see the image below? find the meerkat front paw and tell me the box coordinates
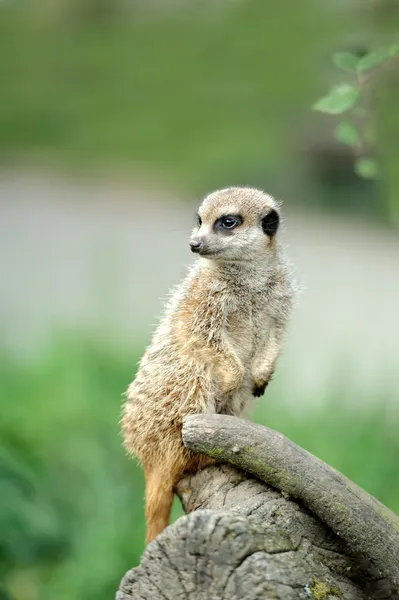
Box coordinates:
[252,380,269,397]
[252,366,275,397]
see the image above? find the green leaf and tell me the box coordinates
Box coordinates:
[313,84,360,115]
[332,52,361,73]
[357,49,391,72]
[334,121,360,147]
[355,157,379,179]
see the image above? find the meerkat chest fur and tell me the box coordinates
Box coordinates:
[216,266,268,363]
[198,257,289,415]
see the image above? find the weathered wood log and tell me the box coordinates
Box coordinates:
[117,415,399,599]
[183,414,399,585]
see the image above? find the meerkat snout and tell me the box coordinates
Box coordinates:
[189,239,203,253]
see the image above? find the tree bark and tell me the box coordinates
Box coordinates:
[117,415,399,600]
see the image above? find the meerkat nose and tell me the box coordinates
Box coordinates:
[190,239,203,253]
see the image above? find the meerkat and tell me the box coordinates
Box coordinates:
[122,187,295,544]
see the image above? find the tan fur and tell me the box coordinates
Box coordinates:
[122,187,296,544]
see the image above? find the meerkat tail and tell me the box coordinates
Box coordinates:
[144,468,175,544]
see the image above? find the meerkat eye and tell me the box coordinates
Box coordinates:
[222,217,237,229]
[215,215,243,232]
[196,213,202,227]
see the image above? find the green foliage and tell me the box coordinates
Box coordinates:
[313,84,359,115]
[0,2,396,223]
[357,48,392,73]
[0,334,398,600]
[313,37,399,205]
[334,121,360,147]
[0,336,145,600]
[330,44,399,78]
[0,1,329,190]
[0,0,375,200]
[355,157,379,179]
[332,52,361,73]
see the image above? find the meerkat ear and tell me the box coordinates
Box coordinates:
[261,209,280,237]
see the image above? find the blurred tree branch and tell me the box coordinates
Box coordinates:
[313,33,399,225]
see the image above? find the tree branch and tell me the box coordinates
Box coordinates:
[182,414,399,587]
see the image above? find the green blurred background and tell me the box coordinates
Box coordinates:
[1,2,398,599]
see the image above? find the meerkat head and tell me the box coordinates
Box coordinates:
[189,187,281,262]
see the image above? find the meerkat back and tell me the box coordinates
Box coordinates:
[122,187,295,544]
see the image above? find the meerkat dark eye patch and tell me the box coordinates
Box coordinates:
[214,214,243,233]
[261,209,279,237]
[196,213,202,227]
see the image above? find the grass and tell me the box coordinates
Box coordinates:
[0,1,355,193]
[0,335,144,600]
[0,333,398,600]
[0,1,391,223]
